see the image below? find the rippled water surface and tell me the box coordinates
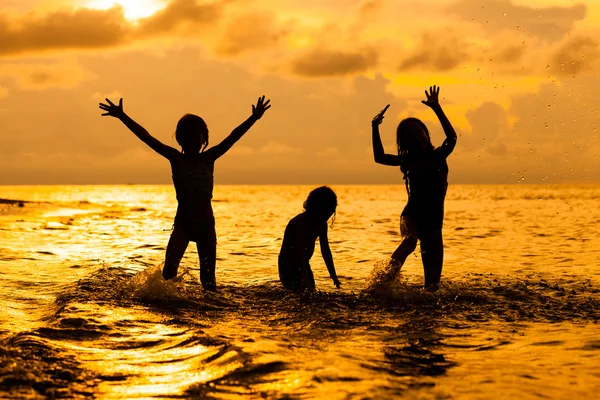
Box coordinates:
[1,184,599,399]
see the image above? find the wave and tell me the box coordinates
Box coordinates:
[1,262,599,398]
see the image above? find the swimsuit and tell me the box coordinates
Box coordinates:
[170,154,216,243]
[401,147,449,238]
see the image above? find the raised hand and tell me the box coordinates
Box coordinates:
[252,95,271,119]
[372,104,390,126]
[421,85,440,108]
[99,98,125,118]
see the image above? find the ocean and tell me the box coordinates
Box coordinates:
[1,184,599,399]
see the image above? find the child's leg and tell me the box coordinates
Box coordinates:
[391,236,418,265]
[420,229,443,290]
[299,263,315,293]
[163,226,189,280]
[196,227,217,291]
[279,256,309,292]
[390,215,418,270]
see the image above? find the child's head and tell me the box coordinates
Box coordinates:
[396,117,433,155]
[175,114,209,154]
[303,186,337,223]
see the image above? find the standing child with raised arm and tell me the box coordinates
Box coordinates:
[371,86,457,290]
[99,96,271,291]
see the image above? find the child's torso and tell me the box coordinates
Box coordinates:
[280,214,323,261]
[171,153,215,209]
[405,149,448,202]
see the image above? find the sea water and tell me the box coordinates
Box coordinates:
[0,184,599,399]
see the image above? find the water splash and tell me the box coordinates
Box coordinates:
[364,259,406,293]
[128,264,191,302]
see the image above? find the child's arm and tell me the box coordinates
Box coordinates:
[421,86,457,157]
[372,105,401,166]
[99,98,179,160]
[205,96,271,160]
[319,224,341,289]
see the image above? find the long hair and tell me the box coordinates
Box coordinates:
[303,186,337,226]
[396,118,433,192]
[175,114,209,153]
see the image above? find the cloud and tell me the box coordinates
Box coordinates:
[0,7,130,56]
[399,30,468,72]
[461,101,510,152]
[215,12,289,56]
[549,36,600,76]
[290,48,378,77]
[136,0,223,36]
[451,76,600,182]
[449,0,586,42]
[0,62,95,90]
[0,0,225,57]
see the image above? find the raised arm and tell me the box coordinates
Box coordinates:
[319,225,341,289]
[422,86,457,157]
[99,98,178,160]
[206,96,271,160]
[372,105,401,166]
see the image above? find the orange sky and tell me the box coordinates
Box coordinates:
[0,0,599,184]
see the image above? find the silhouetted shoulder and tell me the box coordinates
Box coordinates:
[435,137,457,158]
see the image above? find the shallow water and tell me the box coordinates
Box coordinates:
[0,184,599,398]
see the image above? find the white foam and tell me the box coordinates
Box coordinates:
[128,264,192,301]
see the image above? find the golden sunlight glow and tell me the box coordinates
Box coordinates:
[85,0,166,20]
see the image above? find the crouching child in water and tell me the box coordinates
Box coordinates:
[99,96,271,291]
[279,187,342,293]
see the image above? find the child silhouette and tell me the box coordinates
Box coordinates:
[99,96,271,291]
[371,86,457,290]
[279,186,341,293]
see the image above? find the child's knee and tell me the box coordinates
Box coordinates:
[404,235,418,251]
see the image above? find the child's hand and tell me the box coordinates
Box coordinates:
[99,98,125,118]
[372,104,390,126]
[252,95,271,119]
[421,86,440,108]
[332,276,342,289]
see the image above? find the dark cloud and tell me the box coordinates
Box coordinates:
[0,0,225,57]
[290,48,378,77]
[399,31,468,71]
[136,0,223,36]
[549,36,599,76]
[449,0,586,42]
[0,7,129,56]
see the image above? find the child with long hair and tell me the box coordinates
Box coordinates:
[371,86,457,290]
[279,186,341,293]
[99,96,271,291]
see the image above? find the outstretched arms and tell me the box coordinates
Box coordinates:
[422,86,457,157]
[372,105,401,166]
[320,225,341,289]
[99,98,178,160]
[206,96,271,160]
